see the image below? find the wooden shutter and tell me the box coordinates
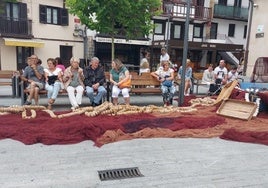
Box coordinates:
[60,8,68,26]
[39,5,46,23]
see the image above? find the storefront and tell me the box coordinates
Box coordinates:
[151,40,244,71]
[94,36,150,72]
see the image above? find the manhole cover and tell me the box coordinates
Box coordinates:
[98,167,143,181]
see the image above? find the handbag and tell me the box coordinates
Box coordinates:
[162,80,172,87]
[119,78,131,89]
[48,75,58,85]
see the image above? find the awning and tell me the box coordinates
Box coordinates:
[4,38,45,48]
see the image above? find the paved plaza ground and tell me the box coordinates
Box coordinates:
[1,85,268,188]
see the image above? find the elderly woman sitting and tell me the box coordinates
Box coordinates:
[151,60,176,106]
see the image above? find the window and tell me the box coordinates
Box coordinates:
[234,0,242,7]
[210,22,218,39]
[218,0,227,6]
[5,2,27,21]
[16,47,34,71]
[228,24,235,37]
[174,25,181,39]
[193,25,203,38]
[154,22,164,34]
[39,5,68,26]
[243,25,247,39]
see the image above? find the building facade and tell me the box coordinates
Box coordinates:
[150,0,248,71]
[0,0,84,71]
[246,0,267,77]
[86,0,249,72]
[0,0,250,74]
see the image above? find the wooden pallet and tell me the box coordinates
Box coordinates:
[216,99,257,120]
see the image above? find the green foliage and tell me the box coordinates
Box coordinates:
[66,0,161,59]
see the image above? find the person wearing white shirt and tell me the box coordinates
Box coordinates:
[227,66,238,83]
[139,51,150,75]
[202,64,215,85]
[214,59,228,85]
[160,48,170,62]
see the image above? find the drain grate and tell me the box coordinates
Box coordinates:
[98,167,144,181]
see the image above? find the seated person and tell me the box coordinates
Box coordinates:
[44,58,63,110]
[63,57,85,110]
[20,55,45,105]
[110,58,131,105]
[208,60,228,95]
[227,66,238,83]
[151,60,176,106]
[84,57,107,107]
[214,59,228,85]
[178,59,192,96]
[202,64,215,85]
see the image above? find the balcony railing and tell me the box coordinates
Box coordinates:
[214,4,248,21]
[162,1,212,22]
[0,16,33,38]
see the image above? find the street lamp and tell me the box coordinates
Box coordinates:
[165,2,173,52]
[243,0,254,76]
[178,0,191,106]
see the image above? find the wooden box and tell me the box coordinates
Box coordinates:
[216,99,257,120]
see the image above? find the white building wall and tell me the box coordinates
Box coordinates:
[28,0,83,68]
[0,42,16,70]
[213,18,247,46]
[0,0,84,70]
[247,0,268,77]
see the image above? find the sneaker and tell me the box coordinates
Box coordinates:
[71,105,79,111]
[24,101,32,105]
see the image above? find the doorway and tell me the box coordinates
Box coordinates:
[16,47,34,71]
[60,45,73,68]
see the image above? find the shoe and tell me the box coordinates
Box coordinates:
[92,102,99,107]
[49,98,55,104]
[47,103,52,110]
[184,93,189,96]
[24,101,32,105]
[71,105,79,111]
[164,101,170,107]
[169,99,173,105]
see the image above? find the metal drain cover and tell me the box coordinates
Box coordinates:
[98,167,144,181]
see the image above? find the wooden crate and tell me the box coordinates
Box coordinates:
[214,80,238,105]
[216,99,257,120]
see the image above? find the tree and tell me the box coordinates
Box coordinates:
[0,0,17,14]
[66,0,161,60]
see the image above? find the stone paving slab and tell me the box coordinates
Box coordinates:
[0,138,267,188]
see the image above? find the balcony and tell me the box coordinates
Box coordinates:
[0,16,33,38]
[162,1,212,22]
[214,4,248,21]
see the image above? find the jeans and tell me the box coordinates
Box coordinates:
[86,85,107,104]
[161,85,176,102]
[45,81,61,100]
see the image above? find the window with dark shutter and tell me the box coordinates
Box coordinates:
[39,5,46,23]
[61,8,68,26]
[39,4,68,26]
[228,24,235,37]
[19,3,27,20]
